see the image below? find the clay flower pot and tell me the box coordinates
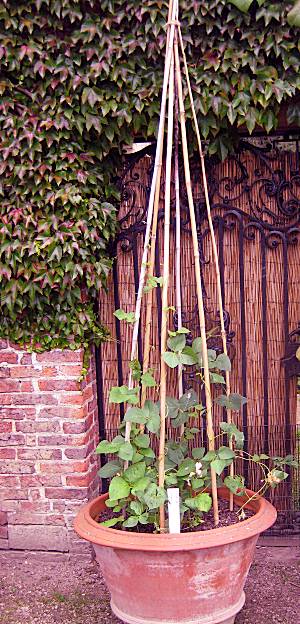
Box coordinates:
[74,488,276,624]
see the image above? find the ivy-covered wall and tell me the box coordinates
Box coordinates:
[0,0,299,351]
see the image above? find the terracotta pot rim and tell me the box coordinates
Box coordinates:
[74,487,277,551]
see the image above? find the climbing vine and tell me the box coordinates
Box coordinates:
[0,0,299,350]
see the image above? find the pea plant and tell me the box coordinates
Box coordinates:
[96,322,296,531]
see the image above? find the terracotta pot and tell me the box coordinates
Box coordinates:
[74,488,276,624]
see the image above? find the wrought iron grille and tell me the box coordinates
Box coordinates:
[95,133,300,536]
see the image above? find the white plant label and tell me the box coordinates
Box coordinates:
[167,487,181,533]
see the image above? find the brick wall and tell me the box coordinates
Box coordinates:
[0,341,100,557]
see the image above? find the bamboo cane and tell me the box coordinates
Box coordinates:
[174,36,184,419]
[158,22,175,531]
[124,1,177,445]
[178,28,234,510]
[140,0,176,422]
[174,40,219,526]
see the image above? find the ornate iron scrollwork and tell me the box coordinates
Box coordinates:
[282,323,300,378]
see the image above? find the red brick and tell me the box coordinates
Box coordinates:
[59,394,83,406]
[0,448,16,460]
[0,379,22,393]
[17,448,62,461]
[0,490,28,503]
[39,459,89,474]
[36,350,83,363]
[64,444,93,460]
[19,501,50,512]
[20,354,32,364]
[62,418,91,434]
[0,422,12,433]
[16,420,61,433]
[0,407,35,420]
[0,476,19,487]
[0,461,34,475]
[0,352,17,364]
[0,511,7,525]
[0,526,8,539]
[0,538,9,549]
[10,393,58,405]
[58,365,82,376]
[38,380,80,392]
[0,434,26,446]
[45,487,88,500]
[0,367,10,378]
[8,512,65,526]
[38,434,79,447]
[10,366,39,378]
[19,475,62,487]
[66,469,97,487]
[39,406,84,419]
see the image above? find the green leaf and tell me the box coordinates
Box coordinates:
[228,0,254,13]
[185,493,212,512]
[141,371,156,387]
[144,400,160,433]
[118,442,134,461]
[192,447,206,460]
[123,461,146,484]
[224,475,245,495]
[113,309,136,323]
[167,334,186,352]
[98,460,121,478]
[134,433,150,448]
[131,476,151,495]
[109,385,139,405]
[287,0,300,27]
[123,516,139,528]
[219,422,244,450]
[100,516,124,527]
[109,476,130,501]
[215,353,231,372]
[211,459,228,475]
[129,500,144,515]
[217,446,236,460]
[163,352,180,368]
[216,393,247,411]
[96,439,123,454]
[177,458,196,477]
[124,407,148,425]
[143,484,166,509]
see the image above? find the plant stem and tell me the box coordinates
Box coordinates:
[178,26,234,511]
[158,10,176,530]
[174,38,219,526]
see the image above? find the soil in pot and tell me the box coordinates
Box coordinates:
[98,498,254,533]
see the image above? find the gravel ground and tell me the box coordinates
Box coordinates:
[0,546,299,624]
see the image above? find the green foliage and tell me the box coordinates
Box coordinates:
[97,323,298,531]
[0,1,299,349]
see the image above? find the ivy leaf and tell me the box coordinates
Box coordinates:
[211,458,228,475]
[228,0,254,13]
[167,334,186,352]
[113,309,136,323]
[143,484,166,509]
